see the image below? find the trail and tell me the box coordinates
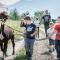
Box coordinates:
[0,40,24,60]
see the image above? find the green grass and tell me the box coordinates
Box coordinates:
[14,48,27,60]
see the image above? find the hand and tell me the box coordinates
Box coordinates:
[20,32,26,37]
[30,34,34,37]
[20,32,25,35]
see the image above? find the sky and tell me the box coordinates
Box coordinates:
[0,0,60,19]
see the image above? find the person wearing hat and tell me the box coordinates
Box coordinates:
[54,16,60,59]
[47,22,56,53]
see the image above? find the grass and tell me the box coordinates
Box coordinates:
[14,48,27,60]
[0,19,24,41]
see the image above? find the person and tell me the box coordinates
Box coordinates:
[33,18,40,39]
[20,16,37,60]
[47,22,56,53]
[42,10,51,38]
[54,16,60,59]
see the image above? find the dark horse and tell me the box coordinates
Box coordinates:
[0,12,15,58]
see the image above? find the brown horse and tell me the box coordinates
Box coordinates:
[0,12,15,57]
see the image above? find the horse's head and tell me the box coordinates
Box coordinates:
[0,11,8,22]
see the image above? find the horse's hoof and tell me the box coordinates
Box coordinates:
[1,57,4,60]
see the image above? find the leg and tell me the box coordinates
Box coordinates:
[44,25,49,38]
[24,38,30,57]
[11,35,15,55]
[0,41,3,52]
[35,27,39,40]
[29,39,35,58]
[38,27,39,39]
[4,40,8,57]
[55,40,60,58]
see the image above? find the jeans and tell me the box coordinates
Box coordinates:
[44,24,49,37]
[36,27,39,39]
[24,38,35,57]
[55,40,60,58]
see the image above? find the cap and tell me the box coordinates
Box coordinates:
[49,22,54,24]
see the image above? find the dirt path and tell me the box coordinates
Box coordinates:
[0,29,56,60]
[0,39,24,60]
[32,30,56,60]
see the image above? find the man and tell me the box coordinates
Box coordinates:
[33,18,40,39]
[20,16,37,60]
[42,10,51,38]
[54,16,60,60]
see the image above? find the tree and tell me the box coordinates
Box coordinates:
[20,11,30,19]
[10,8,20,20]
[34,11,44,20]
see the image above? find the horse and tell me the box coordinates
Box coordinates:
[0,11,15,57]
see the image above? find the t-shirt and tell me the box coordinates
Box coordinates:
[47,27,56,40]
[54,23,60,40]
[42,15,51,25]
[33,20,40,27]
[25,23,36,39]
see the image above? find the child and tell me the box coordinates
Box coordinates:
[33,18,40,39]
[47,22,56,53]
[20,16,37,60]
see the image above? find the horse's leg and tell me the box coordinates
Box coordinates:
[0,41,5,59]
[0,41,3,52]
[4,40,8,57]
[11,35,15,55]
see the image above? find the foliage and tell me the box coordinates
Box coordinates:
[14,48,27,60]
[52,19,57,23]
[21,11,29,19]
[10,8,20,20]
[34,11,44,20]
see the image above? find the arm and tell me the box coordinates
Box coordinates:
[30,27,37,37]
[31,29,37,37]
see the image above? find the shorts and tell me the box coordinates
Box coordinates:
[49,39,55,45]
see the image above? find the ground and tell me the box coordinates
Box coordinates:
[32,30,53,60]
[0,23,56,60]
[14,28,56,60]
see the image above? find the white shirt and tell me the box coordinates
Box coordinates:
[33,20,40,27]
[47,27,56,40]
